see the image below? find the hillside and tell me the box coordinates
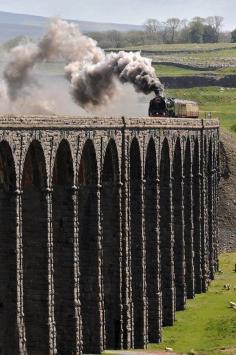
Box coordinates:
[219,130,236,252]
[0,11,143,42]
[0,22,44,42]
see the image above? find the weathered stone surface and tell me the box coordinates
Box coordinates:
[0,116,219,354]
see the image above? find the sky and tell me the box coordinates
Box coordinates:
[0,0,235,30]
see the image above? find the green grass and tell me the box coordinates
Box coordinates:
[154,64,236,77]
[150,252,236,354]
[107,43,236,68]
[164,87,236,133]
[103,253,236,355]
[164,49,236,68]
[107,43,236,53]
[216,67,236,75]
[166,48,236,61]
[154,64,209,77]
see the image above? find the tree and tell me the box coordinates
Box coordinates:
[206,16,224,41]
[189,20,204,43]
[191,17,206,25]
[202,25,218,43]
[106,30,122,48]
[166,17,181,43]
[219,31,231,43]
[231,29,236,43]
[177,19,190,43]
[144,18,163,43]
[144,19,161,35]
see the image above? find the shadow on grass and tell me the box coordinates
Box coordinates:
[230,125,236,133]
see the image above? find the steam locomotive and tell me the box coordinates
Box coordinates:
[149,95,199,118]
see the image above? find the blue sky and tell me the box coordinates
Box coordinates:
[0,0,235,30]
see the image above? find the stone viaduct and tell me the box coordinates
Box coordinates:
[0,115,219,354]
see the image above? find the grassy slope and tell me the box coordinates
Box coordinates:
[150,253,236,355]
[103,254,236,355]
[161,87,236,133]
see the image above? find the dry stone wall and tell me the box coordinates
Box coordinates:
[0,116,219,354]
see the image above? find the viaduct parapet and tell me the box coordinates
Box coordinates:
[0,116,219,354]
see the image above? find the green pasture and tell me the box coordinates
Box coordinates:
[104,253,236,355]
[164,87,236,133]
[107,42,236,70]
[150,252,236,354]
[108,43,236,53]
[154,63,236,77]
[154,64,209,77]
[153,51,236,68]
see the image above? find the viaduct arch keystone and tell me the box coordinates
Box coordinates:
[0,115,219,354]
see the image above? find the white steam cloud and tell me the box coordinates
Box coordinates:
[1,18,163,113]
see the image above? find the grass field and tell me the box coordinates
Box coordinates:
[154,64,210,77]
[151,53,236,69]
[154,64,236,77]
[150,252,236,354]
[162,87,236,133]
[103,253,236,355]
[108,43,236,53]
[108,43,236,70]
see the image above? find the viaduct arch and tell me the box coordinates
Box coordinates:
[0,116,219,354]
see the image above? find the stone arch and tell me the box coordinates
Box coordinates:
[144,137,161,342]
[0,141,18,354]
[101,138,122,349]
[192,138,202,293]
[21,140,49,354]
[160,138,175,326]
[173,137,186,311]
[130,137,145,347]
[78,139,101,354]
[184,138,195,299]
[52,139,76,353]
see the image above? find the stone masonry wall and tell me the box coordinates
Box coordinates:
[0,116,219,355]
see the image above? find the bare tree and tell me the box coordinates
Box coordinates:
[144,18,163,43]
[144,18,161,34]
[178,19,190,43]
[166,17,182,43]
[104,30,122,48]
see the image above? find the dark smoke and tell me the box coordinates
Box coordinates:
[1,18,163,111]
[66,51,162,109]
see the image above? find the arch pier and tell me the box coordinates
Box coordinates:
[0,116,219,354]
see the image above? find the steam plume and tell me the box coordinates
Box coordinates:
[2,18,163,110]
[3,19,104,101]
[3,44,40,100]
[66,51,162,108]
